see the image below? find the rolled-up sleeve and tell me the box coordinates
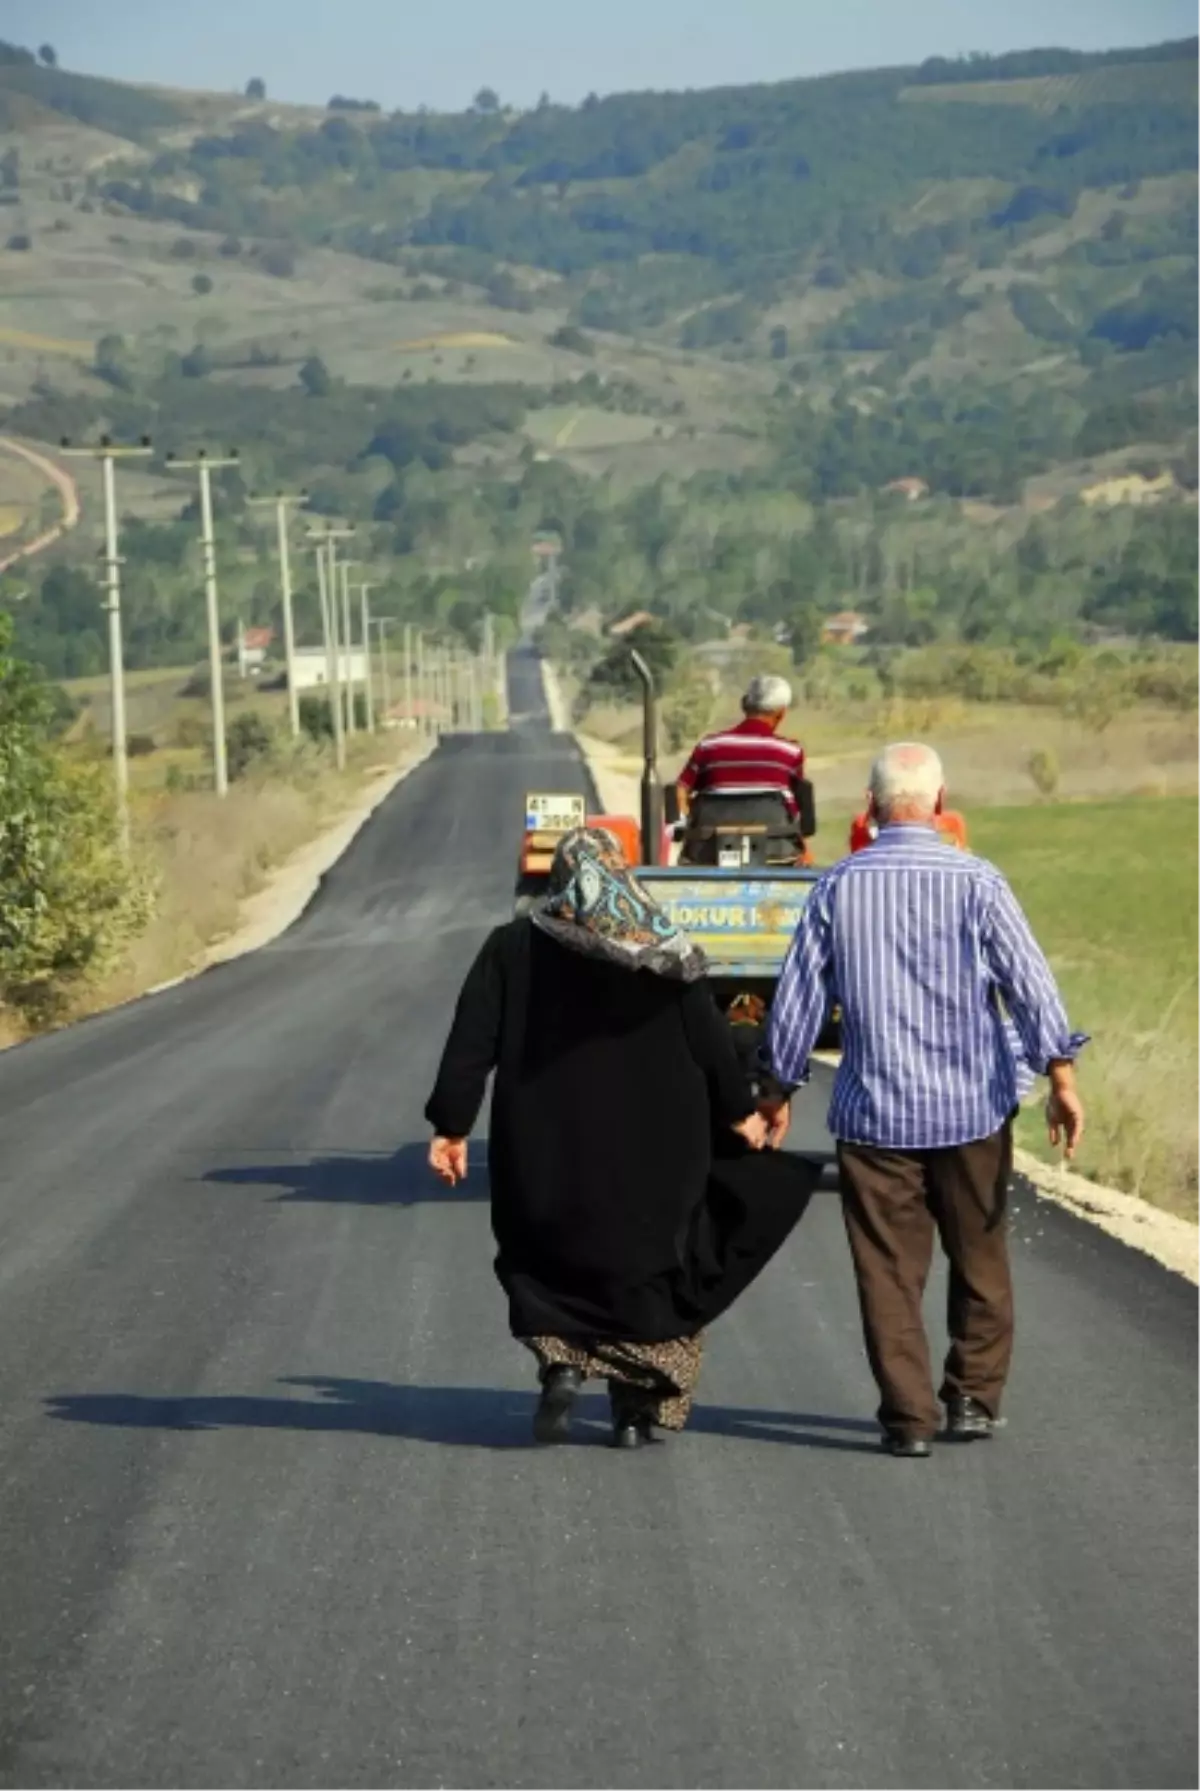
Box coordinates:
[677,740,704,792]
[983,878,1089,1075]
[768,877,836,1088]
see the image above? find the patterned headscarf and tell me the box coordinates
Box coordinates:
[530,827,708,982]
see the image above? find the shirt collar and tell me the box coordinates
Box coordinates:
[873,821,941,845]
[735,717,777,736]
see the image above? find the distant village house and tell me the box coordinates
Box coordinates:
[290,645,370,690]
[237,624,274,678]
[883,477,930,502]
[821,609,870,646]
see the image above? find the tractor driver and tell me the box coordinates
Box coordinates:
[675,673,812,861]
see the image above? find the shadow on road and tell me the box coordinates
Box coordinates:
[45,1378,880,1454]
[203,1142,489,1206]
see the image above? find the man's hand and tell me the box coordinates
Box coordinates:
[1046,1064,1084,1160]
[731,1112,769,1151]
[429,1136,468,1186]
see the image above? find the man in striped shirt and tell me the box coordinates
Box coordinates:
[768,741,1087,1458]
[677,673,807,821]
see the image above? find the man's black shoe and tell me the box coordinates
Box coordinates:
[532,1365,583,1444]
[945,1395,995,1440]
[882,1432,932,1458]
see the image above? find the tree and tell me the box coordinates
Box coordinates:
[191,272,214,296]
[179,341,213,378]
[38,44,57,67]
[1,148,18,190]
[769,324,789,361]
[259,244,296,278]
[298,353,332,397]
[245,77,266,100]
[473,87,501,114]
[0,616,150,1027]
[94,332,135,390]
[6,233,31,252]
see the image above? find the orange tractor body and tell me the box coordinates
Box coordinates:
[849,810,969,854]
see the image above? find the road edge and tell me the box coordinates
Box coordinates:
[145,740,437,994]
[567,707,1197,1286]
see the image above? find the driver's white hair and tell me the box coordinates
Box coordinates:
[742,673,793,716]
[869,741,945,819]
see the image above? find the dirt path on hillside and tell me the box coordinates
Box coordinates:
[0,437,82,574]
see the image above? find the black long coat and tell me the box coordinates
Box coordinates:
[426,918,816,1342]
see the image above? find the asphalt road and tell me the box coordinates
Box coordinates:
[0,648,1195,1790]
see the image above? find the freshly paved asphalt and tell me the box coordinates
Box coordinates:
[0,648,1194,1789]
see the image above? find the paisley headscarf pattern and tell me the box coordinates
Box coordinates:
[530,826,707,982]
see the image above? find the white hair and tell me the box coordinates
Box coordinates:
[742,673,793,716]
[869,741,945,820]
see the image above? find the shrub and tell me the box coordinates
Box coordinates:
[6,232,31,251]
[226,710,274,780]
[127,732,156,757]
[1027,748,1060,798]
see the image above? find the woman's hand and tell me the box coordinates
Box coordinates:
[762,1100,791,1151]
[429,1136,468,1186]
[731,1112,769,1151]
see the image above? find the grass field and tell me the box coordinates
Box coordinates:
[0,324,91,357]
[964,800,1197,1215]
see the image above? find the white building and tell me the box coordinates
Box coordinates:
[291,647,370,691]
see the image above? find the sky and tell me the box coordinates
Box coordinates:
[5,0,1195,113]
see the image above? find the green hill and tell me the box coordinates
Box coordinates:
[0,35,1195,675]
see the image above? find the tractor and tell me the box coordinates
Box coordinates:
[513,650,828,1050]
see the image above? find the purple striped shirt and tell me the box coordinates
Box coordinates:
[768,824,1088,1149]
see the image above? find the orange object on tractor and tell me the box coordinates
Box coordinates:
[848,810,969,854]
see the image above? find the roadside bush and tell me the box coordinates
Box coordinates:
[1026,747,1060,798]
[299,693,369,740]
[127,732,156,757]
[0,620,152,1026]
[226,710,274,780]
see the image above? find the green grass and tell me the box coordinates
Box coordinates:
[971,798,1198,1215]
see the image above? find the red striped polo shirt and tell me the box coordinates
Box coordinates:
[677,718,806,817]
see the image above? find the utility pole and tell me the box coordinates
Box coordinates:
[338,560,357,737]
[358,583,376,734]
[415,631,427,739]
[313,544,343,771]
[59,435,153,852]
[372,616,395,723]
[249,490,306,738]
[167,449,240,797]
[304,524,353,770]
[402,622,413,730]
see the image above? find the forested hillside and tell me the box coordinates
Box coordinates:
[0,33,1195,677]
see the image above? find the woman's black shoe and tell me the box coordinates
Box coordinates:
[533,1365,583,1444]
[609,1386,656,1449]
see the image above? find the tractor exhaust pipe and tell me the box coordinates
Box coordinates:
[629,648,663,866]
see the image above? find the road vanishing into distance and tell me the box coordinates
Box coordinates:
[0,650,1195,1789]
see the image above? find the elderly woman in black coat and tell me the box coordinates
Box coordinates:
[426,827,815,1448]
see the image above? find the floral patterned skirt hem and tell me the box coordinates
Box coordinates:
[524,1332,705,1431]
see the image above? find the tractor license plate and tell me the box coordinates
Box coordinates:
[718,842,744,868]
[525,792,586,833]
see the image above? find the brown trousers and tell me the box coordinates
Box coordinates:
[837,1123,1014,1439]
